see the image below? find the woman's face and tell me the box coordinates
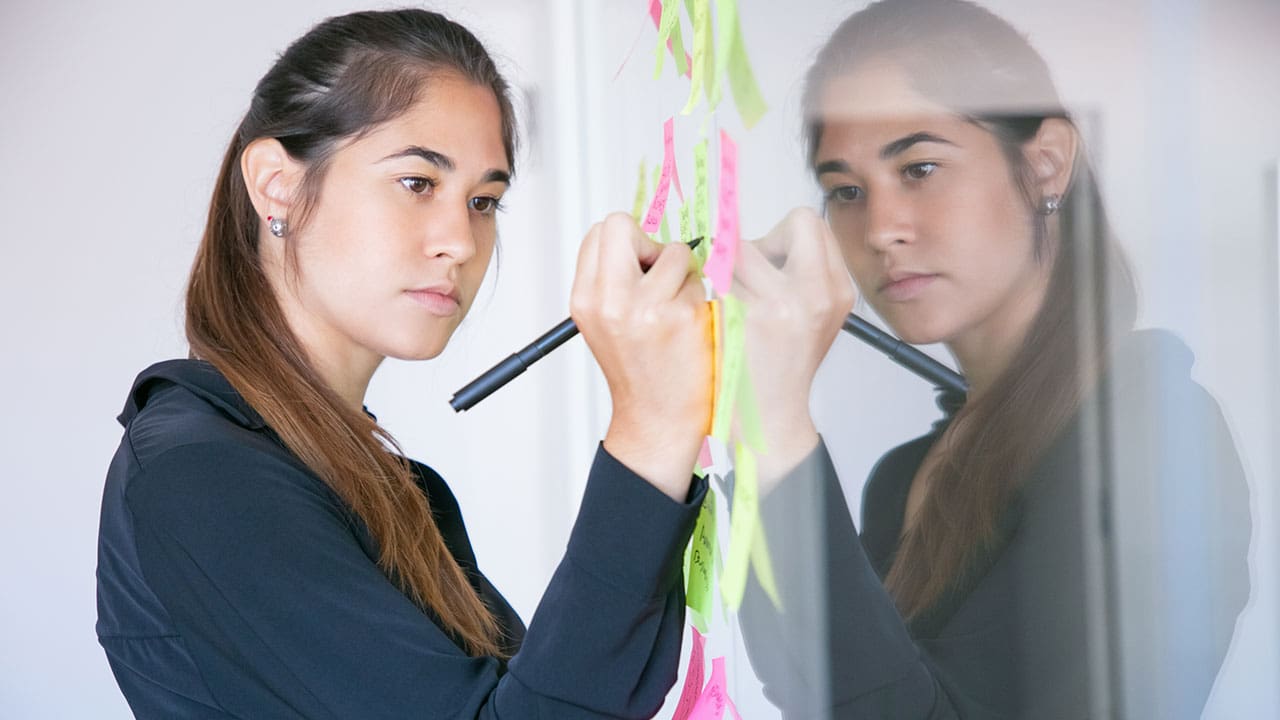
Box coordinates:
[279,73,509,368]
[814,63,1051,348]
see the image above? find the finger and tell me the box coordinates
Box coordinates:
[733,237,786,298]
[598,212,662,282]
[570,222,604,319]
[754,206,821,264]
[777,207,830,276]
[639,241,695,302]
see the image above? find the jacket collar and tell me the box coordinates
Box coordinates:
[118,359,267,430]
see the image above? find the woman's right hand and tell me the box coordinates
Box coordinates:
[571,213,712,502]
[734,207,856,485]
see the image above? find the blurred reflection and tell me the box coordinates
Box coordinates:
[735,1,1251,718]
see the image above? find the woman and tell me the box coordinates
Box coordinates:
[733,1,1250,717]
[95,10,710,719]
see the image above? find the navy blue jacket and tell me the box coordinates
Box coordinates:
[96,360,705,719]
[740,330,1250,718]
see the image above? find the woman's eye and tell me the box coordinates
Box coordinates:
[399,176,435,194]
[904,162,938,180]
[468,196,503,215]
[825,185,862,204]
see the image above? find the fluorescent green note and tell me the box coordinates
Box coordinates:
[632,161,648,223]
[681,0,713,114]
[711,294,746,443]
[721,442,758,611]
[685,488,717,633]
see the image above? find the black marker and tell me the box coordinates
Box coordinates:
[449,238,704,412]
[841,313,967,395]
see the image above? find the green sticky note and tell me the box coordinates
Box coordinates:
[670,13,690,77]
[709,0,736,110]
[680,202,691,243]
[750,511,782,610]
[685,488,717,633]
[653,0,679,78]
[681,0,712,114]
[725,7,767,128]
[652,167,672,243]
[693,139,710,247]
[711,294,746,443]
[721,441,758,611]
[737,362,767,454]
[632,160,648,223]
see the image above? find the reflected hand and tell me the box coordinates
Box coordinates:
[734,207,856,485]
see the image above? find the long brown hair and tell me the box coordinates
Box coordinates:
[803,0,1138,621]
[186,9,518,657]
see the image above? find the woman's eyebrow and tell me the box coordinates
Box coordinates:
[880,132,955,159]
[815,159,852,176]
[378,145,455,170]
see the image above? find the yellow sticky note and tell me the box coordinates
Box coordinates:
[632,160,648,223]
[709,0,735,110]
[737,362,767,454]
[693,139,710,267]
[750,515,782,610]
[709,299,721,422]
[653,0,679,78]
[725,8,767,128]
[681,0,712,114]
[711,294,745,443]
[685,488,717,633]
[721,442,758,611]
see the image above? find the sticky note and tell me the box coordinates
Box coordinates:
[709,299,721,428]
[685,489,717,632]
[692,139,711,268]
[723,1,767,128]
[750,512,782,610]
[703,130,738,296]
[632,160,648,223]
[720,442,758,611]
[648,0,693,78]
[708,0,733,110]
[710,294,745,443]
[687,656,729,720]
[736,362,766,454]
[672,627,707,720]
[642,118,677,233]
[681,0,713,114]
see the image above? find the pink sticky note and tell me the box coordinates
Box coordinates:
[648,0,693,77]
[697,437,714,473]
[703,130,739,295]
[672,627,707,720]
[687,656,728,720]
[642,117,677,233]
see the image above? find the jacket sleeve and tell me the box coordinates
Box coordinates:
[738,438,961,720]
[127,440,704,720]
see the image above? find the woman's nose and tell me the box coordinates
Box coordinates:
[864,189,914,253]
[424,199,477,263]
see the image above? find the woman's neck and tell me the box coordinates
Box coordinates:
[948,268,1051,403]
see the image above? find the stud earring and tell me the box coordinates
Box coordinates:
[267,215,288,238]
[1038,194,1062,216]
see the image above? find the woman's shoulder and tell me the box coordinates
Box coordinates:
[109,360,331,523]
[117,359,276,468]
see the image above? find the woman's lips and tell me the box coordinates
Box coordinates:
[878,273,939,302]
[405,289,460,316]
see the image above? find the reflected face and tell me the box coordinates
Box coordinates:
[282,73,509,366]
[814,64,1049,347]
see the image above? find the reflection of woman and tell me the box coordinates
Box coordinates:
[735,0,1250,717]
[95,10,711,718]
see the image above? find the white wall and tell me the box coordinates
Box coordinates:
[1,1,1275,718]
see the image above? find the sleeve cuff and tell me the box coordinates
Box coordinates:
[563,443,708,600]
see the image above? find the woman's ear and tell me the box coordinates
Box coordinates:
[1025,118,1079,198]
[241,138,303,228]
